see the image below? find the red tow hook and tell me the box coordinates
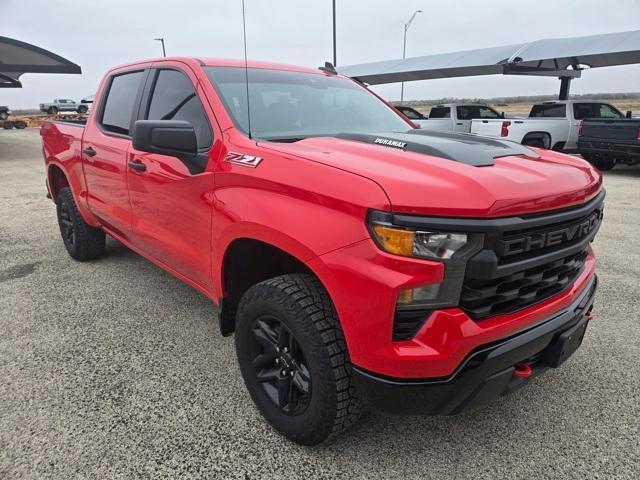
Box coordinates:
[513,362,533,379]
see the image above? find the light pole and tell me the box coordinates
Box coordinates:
[154,38,166,57]
[400,10,422,104]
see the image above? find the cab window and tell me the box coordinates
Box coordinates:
[146,69,212,149]
[100,70,145,135]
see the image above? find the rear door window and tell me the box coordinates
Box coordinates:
[100,70,145,135]
[573,103,623,120]
[530,104,567,118]
[146,69,212,149]
[429,107,450,118]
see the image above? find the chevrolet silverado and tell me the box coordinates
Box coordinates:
[41,57,604,445]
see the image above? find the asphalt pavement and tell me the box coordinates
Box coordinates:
[1,128,638,479]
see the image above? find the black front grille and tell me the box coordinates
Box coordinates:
[460,249,587,318]
[458,193,604,320]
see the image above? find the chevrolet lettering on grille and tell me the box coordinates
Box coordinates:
[498,210,603,257]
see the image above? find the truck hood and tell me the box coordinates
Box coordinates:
[260,130,602,217]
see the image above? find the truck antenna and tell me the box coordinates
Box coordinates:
[242,0,252,139]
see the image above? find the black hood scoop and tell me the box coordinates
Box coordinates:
[336,129,540,167]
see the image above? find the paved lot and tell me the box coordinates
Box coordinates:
[1,128,639,479]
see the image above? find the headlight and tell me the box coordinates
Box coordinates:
[371,224,468,260]
[367,210,484,310]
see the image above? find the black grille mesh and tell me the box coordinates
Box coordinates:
[460,250,587,319]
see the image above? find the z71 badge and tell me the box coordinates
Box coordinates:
[225,152,263,168]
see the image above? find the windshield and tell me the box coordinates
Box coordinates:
[204,67,411,140]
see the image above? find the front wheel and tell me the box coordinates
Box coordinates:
[56,187,106,260]
[235,274,362,445]
[48,106,58,115]
[77,105,88,114]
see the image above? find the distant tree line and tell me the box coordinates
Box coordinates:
[396,92,640,107]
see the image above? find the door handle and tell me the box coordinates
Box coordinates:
[83,146,96,157]
[456,122,464,125]
[128,160,146,172]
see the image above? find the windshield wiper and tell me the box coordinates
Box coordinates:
[263,136,308,143]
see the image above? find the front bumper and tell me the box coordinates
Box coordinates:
[353,275,597,415]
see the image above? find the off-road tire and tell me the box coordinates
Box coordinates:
[2,121,14,129]
[56,187,105,261]
[77,105,88,114]
[235,274,363,445]
[48,106,58,115]
[591,156,615,171]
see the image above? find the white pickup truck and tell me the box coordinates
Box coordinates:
[405,103,504,133]
[471,100,624,152]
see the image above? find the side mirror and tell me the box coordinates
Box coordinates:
[626,110,633,119]
[132,120,197,160]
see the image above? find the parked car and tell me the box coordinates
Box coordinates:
[0,106,10,120]
[577,117,640,170]
[41,57,603,445]
[415,103,503,132]
[39,98,88,115]
[471,100,624,152]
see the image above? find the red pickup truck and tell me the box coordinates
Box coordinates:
[41,57,604,445]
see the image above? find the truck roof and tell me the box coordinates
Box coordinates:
[539,99,612,105]
[431,103,492,108]
[107,57,323,75]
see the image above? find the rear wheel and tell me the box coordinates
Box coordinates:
[14,121,26,129]
[77,105,88,114]
[591,156,615,171]
[56,187,105,260]
[235,274,362,445]
[522,133,551,149]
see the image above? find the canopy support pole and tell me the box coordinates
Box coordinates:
[559,77,572,100]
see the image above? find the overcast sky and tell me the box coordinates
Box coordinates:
[2,0,640,108]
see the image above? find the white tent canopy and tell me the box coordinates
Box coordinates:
[338,30,640,98]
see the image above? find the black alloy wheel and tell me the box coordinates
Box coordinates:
[250,315,312,415]
[58,198,76,251]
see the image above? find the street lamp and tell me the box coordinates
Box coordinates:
[400,10,422,104]
[154,37,166,57]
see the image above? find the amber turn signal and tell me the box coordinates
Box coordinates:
[371,224,415,257]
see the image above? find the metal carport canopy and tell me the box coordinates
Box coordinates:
[338,29,640,88]
[0,36,81,88]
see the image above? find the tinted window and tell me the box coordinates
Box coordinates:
[530,104,566,118]
[429,107,450,118]
[397,106,424,120]
[101,71,144,135]
[456,106,500,120]
[573,102,623,120]
[147,69,212,149]
[205,67,410,140]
